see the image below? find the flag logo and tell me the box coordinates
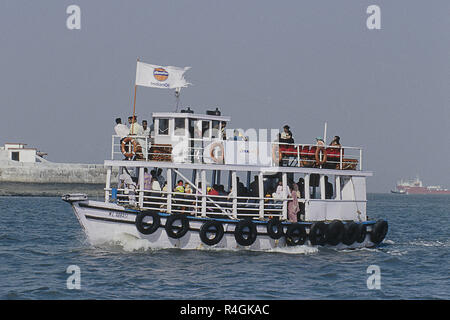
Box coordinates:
[153,68,169,82]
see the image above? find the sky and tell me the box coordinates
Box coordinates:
[0,0,448,192]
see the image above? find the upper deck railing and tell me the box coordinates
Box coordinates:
[111,134,363,171]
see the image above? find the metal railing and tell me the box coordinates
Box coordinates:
[109,187,286,219]
[111,135,362,170]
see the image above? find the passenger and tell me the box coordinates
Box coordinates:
[297,178,305,198]
[115,118,131,159]
[233,129,247,141]
[217,185,228,197]
[174,180,185,193]
[114,118,129,141]
[143,168,152,191]
[138,120,150,159]
[208,185,219,196]
[272,181,284,200]
[330,136,341,147]
[279,125,294,144]
[325,176,333,199]
[184,182,192,194]
[173,180,185,212]
[155,168,165,187]
[327,136,342,169]
[151,177,161,192]
[119,168,137,206]
[221,121,227,140]
[150,169,157,180]
[142,120,150,137]
[316,137,325,147]
[287,181,299,223]
[128,115,143,135]
[236,177,246,197]
[249,175,259,198]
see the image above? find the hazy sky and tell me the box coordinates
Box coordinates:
[0,0,448,192]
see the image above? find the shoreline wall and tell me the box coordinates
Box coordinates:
[0,161,119,184]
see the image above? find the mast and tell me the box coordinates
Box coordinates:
[131,58,140,134]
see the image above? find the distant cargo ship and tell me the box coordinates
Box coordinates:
[391,177,450,195]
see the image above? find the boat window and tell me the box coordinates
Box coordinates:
[309,173,320,199]
[202,121,211,139]
[158,119,169,135]
[11,152,19,161]
[211,120,220,139]
[324,175,335,199]
[174,118,186,136]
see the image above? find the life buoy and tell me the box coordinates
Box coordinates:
[121,137,141,159]
[342,222,359,245]
[234,219,257,246]
[165,214,190,239]
[325,220,344,246]
[199,220,224,246]
[356,223,367,243]
[209,142,224,164]
[370,220,388,244]
[272,144,282,165]
[135,210,161,235]
[266,218,284,240]
[315,146,327,166]
[309,221,327,245]
[285,223,307,246]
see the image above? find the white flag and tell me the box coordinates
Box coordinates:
[135,61,191,89]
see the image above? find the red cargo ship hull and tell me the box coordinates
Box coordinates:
[397,186,450,195]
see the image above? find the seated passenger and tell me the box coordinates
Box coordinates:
[174,180,185,193]
[279,125,294,145]
[316,137,325,147]
[325,176,334,199]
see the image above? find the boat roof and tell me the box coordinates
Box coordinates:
[104,159,373,177]
[152,112,231,122]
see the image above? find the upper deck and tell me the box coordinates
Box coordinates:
[111,108,367,175]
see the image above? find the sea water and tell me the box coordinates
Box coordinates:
[0,194,448,299]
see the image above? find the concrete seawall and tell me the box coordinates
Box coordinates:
[0,161,118,184]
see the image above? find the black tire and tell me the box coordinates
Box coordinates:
[356,223,367,243]
[165,214,190,239]
[342,222,359,245]
[135,210,160,235]
[370,220,388,244]
[285,223,307,246]
[309,221,327,246]
[326,220,344,246]
[234,219,257,246]
[199,220,224,246]
[266,218,284,240]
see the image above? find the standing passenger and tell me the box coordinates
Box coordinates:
[287,182,299,222]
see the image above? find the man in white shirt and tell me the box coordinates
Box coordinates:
[128,116,143,136]
[142,120,150,137]
[119,168,137,206]
[114,118,129,140]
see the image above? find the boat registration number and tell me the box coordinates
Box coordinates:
[108,211,128,219]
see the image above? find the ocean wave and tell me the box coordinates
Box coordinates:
[90,233,320,255]
[409,240,449,247]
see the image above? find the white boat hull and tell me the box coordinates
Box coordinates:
[65,198,380,252]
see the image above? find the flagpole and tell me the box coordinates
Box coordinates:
[175,87,181,112]
[131,58,140,134]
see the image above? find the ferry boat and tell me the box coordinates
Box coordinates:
[392,177,450,195]
[62,62,388,252]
